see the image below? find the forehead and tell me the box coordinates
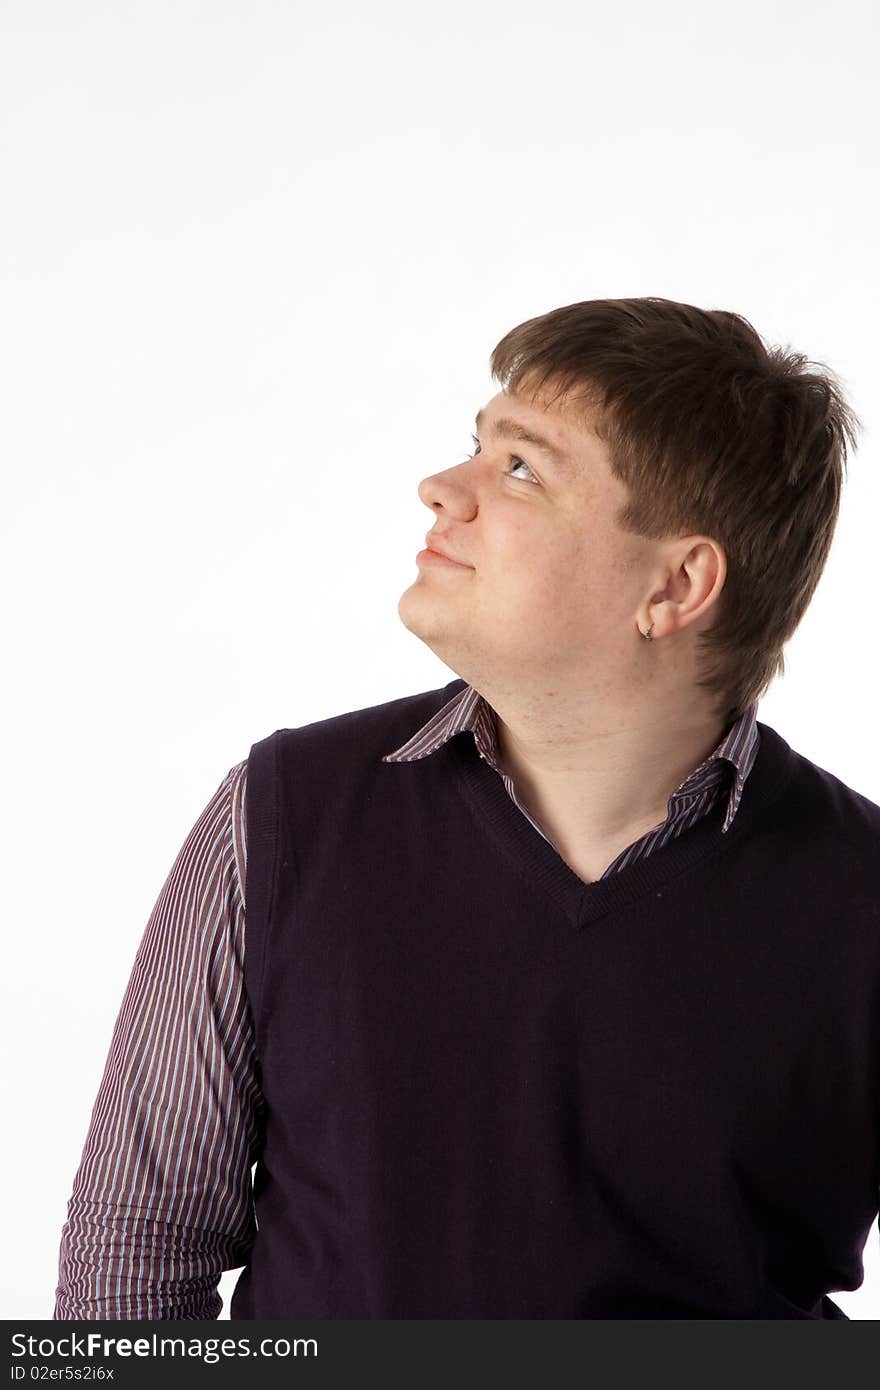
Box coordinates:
[478,386,604,480]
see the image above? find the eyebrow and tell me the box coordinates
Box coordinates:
[474,408,575,478]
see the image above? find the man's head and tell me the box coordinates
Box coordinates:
[397,297,861,729]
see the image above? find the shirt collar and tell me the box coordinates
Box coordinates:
[382,683,760,834]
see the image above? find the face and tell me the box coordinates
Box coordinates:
[397,380,660,694]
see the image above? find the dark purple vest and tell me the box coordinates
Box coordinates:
[230,679,878,1318]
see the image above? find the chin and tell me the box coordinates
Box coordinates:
[396,590,435,637]
[397,581,440,618]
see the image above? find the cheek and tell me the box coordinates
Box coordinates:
[497,545,580,617]
[485,516,599,612]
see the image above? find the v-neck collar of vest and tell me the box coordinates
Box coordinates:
[446,719,794,930]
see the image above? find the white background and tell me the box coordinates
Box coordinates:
[2,0,878,1320]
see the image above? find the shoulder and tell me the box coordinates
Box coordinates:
[249,679,466,766]
[780,734,880,862]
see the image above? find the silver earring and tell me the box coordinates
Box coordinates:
[640,621,654,641]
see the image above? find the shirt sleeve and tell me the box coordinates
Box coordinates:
[53,757,264,1319]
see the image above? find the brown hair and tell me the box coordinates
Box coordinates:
[488,297,863,727]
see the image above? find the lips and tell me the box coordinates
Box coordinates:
[425,534,470,566]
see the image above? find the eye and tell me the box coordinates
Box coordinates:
[464,434,540,485]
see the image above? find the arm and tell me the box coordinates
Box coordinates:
[53,757,263,1319]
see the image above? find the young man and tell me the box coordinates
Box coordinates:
[54,297,876,1320]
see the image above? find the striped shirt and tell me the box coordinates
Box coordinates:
[53,684,759,1318]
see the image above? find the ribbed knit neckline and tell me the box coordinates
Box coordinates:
[448,718,795,929]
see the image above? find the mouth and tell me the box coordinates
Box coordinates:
[422,534,473,568]
[416,547,473,570]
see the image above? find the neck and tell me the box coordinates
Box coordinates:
[490,694,729,856]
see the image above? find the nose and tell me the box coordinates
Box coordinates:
[417,460,476,515]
